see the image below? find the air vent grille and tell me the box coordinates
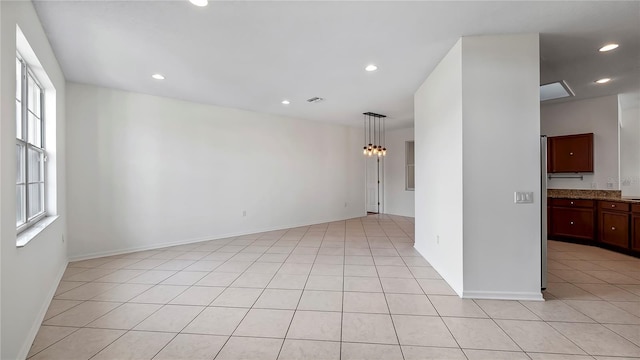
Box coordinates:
[306,97,324,103]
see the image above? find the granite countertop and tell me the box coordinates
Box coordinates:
[548,189,640,203]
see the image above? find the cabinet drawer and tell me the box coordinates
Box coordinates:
[632,204,640,213]
[551,198,594,208]
[599,201,630,212]
[551,208,594,240]
[599,211,629,248]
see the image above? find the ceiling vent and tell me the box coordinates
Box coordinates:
[306,97,325,103]
[540,80,574,102]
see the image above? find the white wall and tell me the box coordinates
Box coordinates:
[1,2,68,359]
[619,92,640,197]
[541,95,619,190]
[384,126,415,217]
[415,40,464,295]
[460,34,541,300]
[66,83,365,259]
[415,34,542,300]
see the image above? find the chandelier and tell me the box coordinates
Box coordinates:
[362,112,387,157]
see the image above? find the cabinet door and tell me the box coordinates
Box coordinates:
[551,207,594,240]
[548,133,593,173]
[599,211,629,248]
[632,214,640,251]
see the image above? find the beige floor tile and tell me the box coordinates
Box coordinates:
[402,257,431,267]
[278,339,340,360]
[268,274,309,289]
[374,256,406,266]
[54,281,86,296]
[380,278,423,294]
[54,282,118,300]
[344,265,377,277]
[196,272,241,287]
[277,263,313,275]
[342,313,397,344]
[576,283,640,302]
[215,336,283,360]
[443,317,519,351]
[64,268,117,282]
[416,279,457,295]
[611,301,640,317]
[246,262,282,274]
[124,259,170,270]
[258,253,289,263]
[475,299,539,320]
[385,293,437,316]
[286,255,317,264]
[129,285,188,304]
[27,326,79,358]
[305,275,343,291]
[343,291,389,313]
[315,255,344,265]
[153,334,228,360]
[91,283,153,302]
[345,256,375,265]
[160,271,208,286]
[254,289,302,310]
[211,287,262,307]
[230,273,274,288]
[376,265,413,278]
[428,295,488,318]
[550,322,640,357]
[182,306,248,335]
[520,299,595,322]
[564,300,640,324]
[297,290,342,311]
[234,308,294,337]
[341,342,403,360]
[44,301,121,327]
[134,304,203,332]
[29,328,124,360]
[463,349,529,359]
[495,319,585,354]
[126,270,177,284]
[545,282,603,300]
[154,259,196,271]
[181,260,223,272]
[92,330,174,360]
[310,263,344,276]
[287,310,342,341]
[169,286,224,305]
[87,303,162,329]
[403,346,465,359]
[604,324,640,346]
[343,277,383,292]
[392,314,457,347]
[95,269,148,283]
[526,354,593,360]
[408,266,442,279]
[583,270,640,284]
[550,269,607,284]
[43,299,83,320]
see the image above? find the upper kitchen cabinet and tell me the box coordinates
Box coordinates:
[548,133,594,173]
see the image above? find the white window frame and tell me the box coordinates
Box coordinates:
[406,141,415,191]
[16,54,47,234]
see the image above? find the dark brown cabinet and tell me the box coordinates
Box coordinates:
[632,204,640,251]
[548,133,594,173]
[549,199,595,240]
[598,201,630,248]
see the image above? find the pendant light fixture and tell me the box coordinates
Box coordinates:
[362,112,387,157]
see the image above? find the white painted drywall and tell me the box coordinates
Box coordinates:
[619,92,640,197]
[415,34,542,300]
[460,34,542,300]
[383,126,415,217]
[414,40,464,295]
[1,2,68,359]
[66,83,365,259]
[541,95,619,190]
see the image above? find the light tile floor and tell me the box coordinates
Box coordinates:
[28,215,640,359]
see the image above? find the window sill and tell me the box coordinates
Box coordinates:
[17,215,60,248]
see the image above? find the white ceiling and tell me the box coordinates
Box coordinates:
[33,0,640,129]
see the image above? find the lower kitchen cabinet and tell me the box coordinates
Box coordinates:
[550,207,594,240]
[599,211,629,248]
[633,204,640,251]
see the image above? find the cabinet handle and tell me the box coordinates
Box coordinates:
[570,221,574,225]
[611,204,616,208]
[611,226,616,231]
[569,152,574,156]
[570,201,574,205]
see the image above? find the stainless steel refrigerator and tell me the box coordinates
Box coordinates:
[541,135,548,290]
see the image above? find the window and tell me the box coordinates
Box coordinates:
[406,141,415,191]
[16,55,46,232]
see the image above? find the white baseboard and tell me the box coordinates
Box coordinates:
[17,260,69,360]
[462,290,544,301]
[68,213,366,262]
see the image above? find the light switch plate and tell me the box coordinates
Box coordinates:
[514,191,534,204]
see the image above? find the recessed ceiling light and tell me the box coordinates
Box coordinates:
[540,81,574,102]
[595,78,611,84]
[365,64,378,72]
[189,0,208,7]
[152,74,165,80]
[599,43,619,52]
[281,100,290,105]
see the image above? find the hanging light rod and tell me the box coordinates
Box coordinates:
[362,112,387,118]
